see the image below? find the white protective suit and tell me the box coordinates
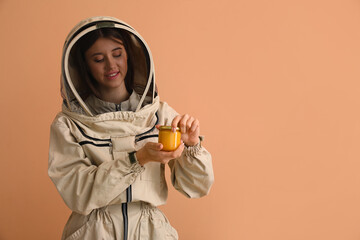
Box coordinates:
[48,16,214,240]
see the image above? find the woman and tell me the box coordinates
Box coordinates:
[49,16,214,240]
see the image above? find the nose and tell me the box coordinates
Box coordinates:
[105,56,116,70]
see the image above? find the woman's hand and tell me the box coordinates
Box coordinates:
[171,114,200,146]
[136,142,185,166]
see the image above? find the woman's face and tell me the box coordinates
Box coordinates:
[85,37,128,95]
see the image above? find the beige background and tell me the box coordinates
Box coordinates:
[1,0,360,239]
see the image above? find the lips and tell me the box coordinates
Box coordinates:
[105,71,120,80]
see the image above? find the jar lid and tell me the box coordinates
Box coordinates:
[159,126,180,131]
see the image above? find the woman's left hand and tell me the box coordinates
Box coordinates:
[171,114,200,146]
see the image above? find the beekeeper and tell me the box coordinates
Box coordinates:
[48,16,214,240]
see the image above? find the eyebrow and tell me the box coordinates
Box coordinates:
[90,47,123,57]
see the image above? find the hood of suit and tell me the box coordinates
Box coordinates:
[60,16,157,116]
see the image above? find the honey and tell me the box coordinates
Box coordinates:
[158,126,181,151]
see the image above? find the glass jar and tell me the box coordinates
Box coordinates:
[158,126,181,151]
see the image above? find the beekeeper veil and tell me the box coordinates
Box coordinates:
[60,16,156,116]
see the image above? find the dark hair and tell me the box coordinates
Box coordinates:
[72,28,134,99]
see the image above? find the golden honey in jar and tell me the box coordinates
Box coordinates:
[158,126,181,151]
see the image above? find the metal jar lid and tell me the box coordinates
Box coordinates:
[159,126,180,131]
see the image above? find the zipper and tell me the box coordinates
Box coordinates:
[122,203,128,240]
[126,185,132,202]
[122,185,132,240]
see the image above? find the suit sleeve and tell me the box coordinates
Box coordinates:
[48,117,143,215]
[160,102,214,198]
[168,142,214,198]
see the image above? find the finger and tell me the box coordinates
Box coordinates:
[174,142,185,156]
[185,117,195,133]
[171,115,182,132]
[161,145,184,161]
[158,150,178,163]
[155,124,161,130]
[193,125,200,135]
[146,142,163,150]
[179,114,190,133]
[190,119,199,132]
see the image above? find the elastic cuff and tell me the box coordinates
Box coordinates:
[130,161,144,174]
[184,136,204,156]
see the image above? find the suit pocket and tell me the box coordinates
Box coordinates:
[64,208,115,240]
[64,220,115,240]
[138,208,178,240]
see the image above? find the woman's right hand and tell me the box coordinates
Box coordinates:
[135,142,184,166]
